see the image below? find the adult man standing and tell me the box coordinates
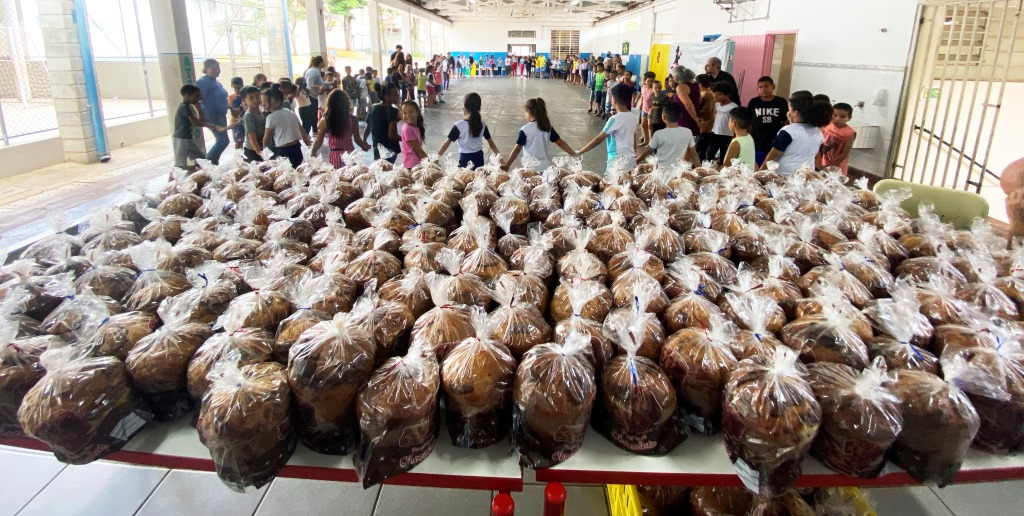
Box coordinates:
[746,76,790,166]
[196,59,229,165]
[705,57,740,105]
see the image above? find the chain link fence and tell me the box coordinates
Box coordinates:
[0,0,57,144]
[188,0,271,83]
[85,0,162,122]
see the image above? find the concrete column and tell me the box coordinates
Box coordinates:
[149,0,194,137]
[305,0,328,61]
[399,10,410,58]
[264,0,291,80]
[38,0,105,163]
[367,0,383,72]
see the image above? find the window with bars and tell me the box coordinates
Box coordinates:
[550,29,580,59]
[937,5,988,66]
[508,30,536,38]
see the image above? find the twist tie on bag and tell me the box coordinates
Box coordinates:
[98,316,110,329]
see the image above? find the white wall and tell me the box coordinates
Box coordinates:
[450,21,591,54]
[588,0,921,177]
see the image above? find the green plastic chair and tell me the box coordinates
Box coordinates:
[872,179,989,229]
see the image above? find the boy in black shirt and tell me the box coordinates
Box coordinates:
[747,76,790,166]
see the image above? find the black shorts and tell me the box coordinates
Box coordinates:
[459,151,485,168]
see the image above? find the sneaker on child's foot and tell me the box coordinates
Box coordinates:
[588,108,593,113]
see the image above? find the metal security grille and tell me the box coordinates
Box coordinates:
[891,0,1024,196]
[0,0,57,145]
[550,29,579,59]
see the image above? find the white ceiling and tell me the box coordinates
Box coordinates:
[418,0,636,23]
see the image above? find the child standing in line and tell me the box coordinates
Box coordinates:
[311,90,370,168]
[578,83,638,173]
[709,82,738,163]
[722,106,757,168]
[228,77,246,151]
[760,91,833,175]
[172,84,222,172]
[400,100,427,169]
[426,74,438,107]
[417,68,429,109]
[636,75,656,146]
[817,102,858,174]
[501,97,577,172]
[438,93,501,168]
[694,74,716,161]
[649,95,668,135]
[636,101,700,168]
[432,66,445,104]
[404,65,416,102]
[240,86,266,162]
[602,69,619,120]
[262,85,311,168]
[590,64,606,114]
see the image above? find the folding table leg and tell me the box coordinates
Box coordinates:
[491,491,514,516]
[544,481,567,516]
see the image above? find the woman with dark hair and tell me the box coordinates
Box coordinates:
[668,65,701,136]
[311,89,369,168]
[760,91,833,176]
[437,92,501,167]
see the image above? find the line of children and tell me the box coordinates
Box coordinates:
[438,93,501,168]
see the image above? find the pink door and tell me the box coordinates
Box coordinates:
[730,35,772,105]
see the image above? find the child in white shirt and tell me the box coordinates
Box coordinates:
[760,91,833,175]
[579,83,637,173]
[636,101,700,168]
[709,82,737,164]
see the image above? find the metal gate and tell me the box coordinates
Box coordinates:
[891,0,1023,193]
[187,0,270,80]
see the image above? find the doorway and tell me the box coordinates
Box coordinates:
[508,44,536,56]
[767,32,797,97]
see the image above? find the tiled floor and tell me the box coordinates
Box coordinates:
[3,77,1024,515]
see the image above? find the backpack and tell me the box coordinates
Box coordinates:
[342,75,359,99]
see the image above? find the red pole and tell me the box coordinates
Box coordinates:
[491,491,515,516]
[543,482,567,516]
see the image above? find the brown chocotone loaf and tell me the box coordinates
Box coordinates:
[0,334,61,437]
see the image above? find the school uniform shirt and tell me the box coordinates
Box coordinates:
[772,123,825,176]
[747,96,790,154]
[266,108,304,146]
[820,123,857,173]
[447,120,492,154]
[517,121,561,171]
[648,126,695,165]
[603,111,638,167]
[241,110,266,150]
[712,102,737,136]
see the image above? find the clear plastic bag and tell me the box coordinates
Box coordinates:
[287,312,377,454]
[509,226,556,279]
[689,486,753,516]
[662,262,724,334]
[720,279,787,335]
[121,241,192,312]
[612,269,669,315]
[607,242,666,285]
[557,228,608,283]
[594,319,687,455]
[635,202,685,262]
[461,221,509,282]
[954,252,1020,320]
[212,225,262,262]
[79,207,143,255]
[721,347,822,497]
[604,285,667,360]
[217,266,292,331]
[90,311,160,361]
[40,276,123,336]
[378,268,434,319]
[441,307,517,448]
[588,212,635,263]
[660,321,739,435]
[487,275,551,360]
[345,232,404,287]
[806,359,903,477]
[863,279,937,373]
[274,272,335,363]
[198,356,295,491]
[354,344,440,487]
[797,254,875,309]
[138,205,189,244]
[18,346,153,464]
[0,327,59,437]
[124,295,213,420]
[722,294,784,359]
[350,279,415,361]
[172,261,239,324]
[21,215,82,267]
[1,260,63,320]
[889,369,980,486]
[780,290,870,369]
[915,275,969,327]
[512,332,597,469]
[435,247,490,308]
[410,273,476,360]
[186,311,274,400]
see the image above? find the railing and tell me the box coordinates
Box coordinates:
[911,124,1001,193]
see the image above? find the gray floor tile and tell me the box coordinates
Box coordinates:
[929,479,1024,516]
[254,478,380,516]
[867,486,954,516]
[372,485,492,516]
[135,470,268,516]
[0,449,66,516]
[17,461,168,516]
[507,484,609,516]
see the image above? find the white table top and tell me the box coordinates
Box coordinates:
[534,429,1024,488]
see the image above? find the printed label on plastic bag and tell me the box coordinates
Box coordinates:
[733,458,761,494]
[110,412,148,442]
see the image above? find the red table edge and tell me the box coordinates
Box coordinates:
[534,465,1024,488]
[0,437,524,492]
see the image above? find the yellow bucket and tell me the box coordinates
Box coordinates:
[606,484,642,516]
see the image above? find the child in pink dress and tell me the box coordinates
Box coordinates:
[400,100,427,169]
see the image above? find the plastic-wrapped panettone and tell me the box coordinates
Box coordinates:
[219,266,291,331]
[915,275,969,327]
[441,308,517,448]
[635,201,685,262]
[797,255,875,309]
[0,327,59,437]
[354,344,440,487]
[721,348,821,497]
[955,253,1020,320]
[487,276,551,360]
[512,333,596,468]
[690,486,753,516]
[557,228,608,283]
[612,269,669,314]
[273,272,334,363]
[410,273,476,360]
[604,284,666,360]
[662,263,724,333]
[122,241,192,312]
[79,208,143,254]
[18,347,152,464]
[509,226,555,280]
[40,277,123,336]
[551,279,613,322]
[287,312,377,454]
[588,211,634,263]
[378,268,434,319]
[436,248,491,309]
[889,369,979,485]
[187,312,274,400]
[722,294,784,359]
[780,290,870,369]
[21,215,82,267]
[806,359,903,477]
[350,279,414,360]
[607,242,665,285]
[747,490,816,516]
[660,321,738,435]
[198,357,295,491]
[125,295,213,420]
[90,311,160,361]
[863,280,938,373]
[595,321,687,454]
[461,221,509,282]
[551,280,614,373]
[172,262,239,324]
